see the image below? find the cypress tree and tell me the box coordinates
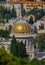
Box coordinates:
[10,35,18,56]
[10,36,28,58]
[28,16,34,25]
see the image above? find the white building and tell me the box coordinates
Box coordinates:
[0,1,45,18]
[0,0,45,60]
[0,18,37,60]
[0,17,45,60]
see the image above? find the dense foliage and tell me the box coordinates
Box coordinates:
[0,48,45,65]
[34,33,45,52]
[28,16,34,25]
[10,36,28,58]
[0,19,5,23]
[0,48,29,65]
[0,5,45,23]
[27,8,45,22]
[0,29,10,39]
[0,5,17,22]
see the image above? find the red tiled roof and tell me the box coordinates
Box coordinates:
[8,0,45,5]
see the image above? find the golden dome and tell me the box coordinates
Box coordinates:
[12,21,31,34]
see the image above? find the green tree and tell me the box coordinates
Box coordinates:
[0,29,10,39]
[27,8,38,21]
[10,35,18,56]
[0,6,4,12]
[40,58,45,65]
[5,14,11,23]
[0,19,5,23]
[26,7,45,21]
[0,6,5,18]
[1,48,45,65]
[28,16,34,25]
[22,8,26,17]
[0,48,22,65]
[8,25,12,32]
[10,36,28,58]
[30,58,40,65]
[35,33,45,52]
[18,41,28,58]
[11,5,17,18]
[38,9,45,19]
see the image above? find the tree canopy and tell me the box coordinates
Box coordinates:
[28,16,34,25]
[27,8,45,22]
[10,36,28,58]
[0,48,29,65]
[0,29,10,39]
[34,33,45,52]
[0,48,45,65]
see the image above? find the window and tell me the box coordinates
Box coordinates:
[30,54,32,58]
[28,41,29,47]
[25,40,26,46]
[39,23,44,30]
